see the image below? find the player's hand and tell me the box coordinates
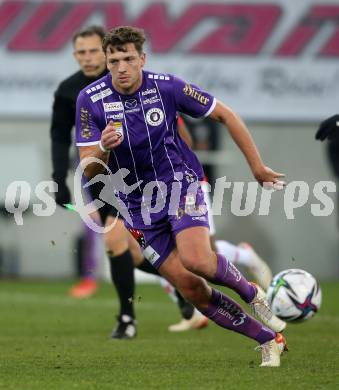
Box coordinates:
[100,120,123,151]
[55,181,71,207]
[315,114,339,141]
[253,166,286,190]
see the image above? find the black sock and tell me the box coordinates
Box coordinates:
[137,258,160,276]
[175,290,195,320]
[109,250,135,319]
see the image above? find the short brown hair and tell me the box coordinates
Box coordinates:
[102,26,146,54]
[72,25,106,44]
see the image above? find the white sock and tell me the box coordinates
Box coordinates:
[215,240,253,267]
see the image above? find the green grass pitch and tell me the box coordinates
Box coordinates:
[0,280,338,389]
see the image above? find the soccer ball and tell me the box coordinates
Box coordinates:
[266,268,322,322]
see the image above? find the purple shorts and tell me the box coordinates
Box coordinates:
[126,186,209,269]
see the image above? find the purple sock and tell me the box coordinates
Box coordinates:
[82,224,99,279]
[201,289,275,344]
[211,254,256,303]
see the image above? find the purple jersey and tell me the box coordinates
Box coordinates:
[76,70,216,226]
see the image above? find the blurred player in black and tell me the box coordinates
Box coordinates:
[51,26,107,299]
[316,115,339,226]
[50,25,205,338]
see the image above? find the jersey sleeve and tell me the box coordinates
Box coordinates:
[75,91,102,146]
[172,76,216,118]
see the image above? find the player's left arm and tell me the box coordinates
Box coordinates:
[177,116,193,148]
[208,100,285,187]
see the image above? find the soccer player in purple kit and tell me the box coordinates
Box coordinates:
[76,26,288,366]
[51,25,208,338]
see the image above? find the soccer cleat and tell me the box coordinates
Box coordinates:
[238,242,272,291]
[250,283,286,333]
[256,333,288,367]
[111,315,137,339]
[69,278,98,299]
[168,309,209,332]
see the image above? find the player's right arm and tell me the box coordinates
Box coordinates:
[78,122,122,178]
[76,93,122,178]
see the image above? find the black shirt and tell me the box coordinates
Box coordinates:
[50,69,107,182]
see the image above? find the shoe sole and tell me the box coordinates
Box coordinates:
[192,317,209,329]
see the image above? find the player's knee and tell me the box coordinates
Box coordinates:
[180,250,214,276]
[179,278,209,306]
[104,232,128,256]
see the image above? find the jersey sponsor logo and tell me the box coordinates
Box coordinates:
[86,82,106,94]
[113,121,124,140]
[107,113,124,120]
[124,99,138,109]
[125,108,140,114]
[145,108,164,126]
[90,88,113,103]
[192,216,207,222]
[183,84,210,106]
[104,102,123,112]
[143,245,160,265]
[142,96,161,105]
[141,88,157,96]
[80,107,93,139]
[148,74,170,81]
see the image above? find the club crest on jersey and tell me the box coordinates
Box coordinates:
[146,108,164,126]
[183,84,209,106]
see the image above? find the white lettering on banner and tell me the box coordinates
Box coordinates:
[90,88,113,103]
[104,102,123,112]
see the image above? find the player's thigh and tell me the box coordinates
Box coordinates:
[127,233,144,266]
[175,226,216,275]
[159,249,211,308]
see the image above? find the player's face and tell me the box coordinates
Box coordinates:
[73,34,106,77]
[106,43,145,95]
